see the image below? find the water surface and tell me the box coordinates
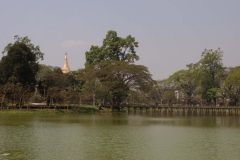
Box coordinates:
[0,113,240,160]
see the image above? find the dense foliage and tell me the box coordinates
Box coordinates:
[168,48,239,106]
[83,61,152,110]
[85,30,139,66]
[0,36,44,108]
[1,33,240,110]
[83,30,153,110]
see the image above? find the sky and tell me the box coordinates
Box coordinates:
[0,0,240,80]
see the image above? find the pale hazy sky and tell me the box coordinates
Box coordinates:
[0,0,240,80]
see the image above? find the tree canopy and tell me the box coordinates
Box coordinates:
[168,69,197,104]
[85,30,139,66]
[2,35,44,61]
[83,30,153,110]
[1,34,240,109]
[0,36,44,107]
[0,36,44,85]
[223,66,240,105]
[168,48,226,106]
[83,61,152,110]
[196,49,225,104]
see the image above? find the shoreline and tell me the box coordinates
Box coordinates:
[0,104,111,114]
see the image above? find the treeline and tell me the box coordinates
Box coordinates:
[0,31,239,111]
[154,48,240,107]
[0,31,153,111]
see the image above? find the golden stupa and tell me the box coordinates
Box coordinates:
[61,52,70,73]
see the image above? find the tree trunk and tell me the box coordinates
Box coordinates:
[214,98,217,106]
[46,96,50,107]
[78,93,81,109]
[1,96,5,110]
[116,96,121,112]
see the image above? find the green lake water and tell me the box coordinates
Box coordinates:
[0,113,240,160]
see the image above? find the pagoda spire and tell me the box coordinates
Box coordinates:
[61,52,70,73]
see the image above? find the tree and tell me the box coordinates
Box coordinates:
[2,35,44,61]
[0,36,44,107]
[83,30,151,111]
[168,68,197,105]
[14,83,34,108]
[223,66,240,106]
[40,67,69,106]
[195,48,225,105]
[83,61,152,111]
[150,79,170,106]
[0,83,12,109]
[162,91,176,106]
[0,36,44,85]
[67,70,85,92]
[85,30,139,66]
[36,64,52,82]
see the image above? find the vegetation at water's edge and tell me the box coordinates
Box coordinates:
[0,105,110,114]
[1,31,240,113]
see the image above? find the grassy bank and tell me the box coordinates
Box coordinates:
[0,105,109,114]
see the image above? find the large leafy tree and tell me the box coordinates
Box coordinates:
[84,30,151,111]
[83,61,152,111]
[0,36,44,85]
[196,49,225,105]
[0,36,44,107]
[223,66,240,105]
[85,30,139,66]
[40,67,69,106]
[168,68,197,105]
[2,36,44,61]
[67,70,85,92]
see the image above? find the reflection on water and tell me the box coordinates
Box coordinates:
[0,113,240,160]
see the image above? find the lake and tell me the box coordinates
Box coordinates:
[0,113,240,160]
